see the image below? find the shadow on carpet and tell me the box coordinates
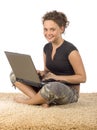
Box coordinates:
[0,93,97,130]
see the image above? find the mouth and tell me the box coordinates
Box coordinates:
[46,36,54,41]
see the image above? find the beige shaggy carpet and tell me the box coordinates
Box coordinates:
[0,93,97,130]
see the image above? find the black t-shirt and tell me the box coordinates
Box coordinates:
[43,40,78,76]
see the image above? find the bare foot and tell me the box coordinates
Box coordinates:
[42,103,49,108]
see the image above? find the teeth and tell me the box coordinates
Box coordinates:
[48,37,52,39]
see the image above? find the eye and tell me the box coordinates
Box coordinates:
[44,28,47,32]
[50,28,55,31]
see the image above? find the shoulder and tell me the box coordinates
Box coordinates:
[63,40,78,55]
[64,40,78,50]
[43,42,52,53]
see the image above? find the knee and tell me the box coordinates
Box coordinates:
[10,71,16,84]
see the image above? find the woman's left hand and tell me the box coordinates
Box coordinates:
[43,72,57,80]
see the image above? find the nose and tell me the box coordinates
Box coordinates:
[45,30,52,36]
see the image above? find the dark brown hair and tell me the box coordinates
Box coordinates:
[42,10,69,32]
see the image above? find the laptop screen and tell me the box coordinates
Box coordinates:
[5,51,41,87]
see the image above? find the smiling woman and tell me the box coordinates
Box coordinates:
[0,0,97,94]
[5,10,86,108]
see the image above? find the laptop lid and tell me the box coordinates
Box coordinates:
[4,51,42,87]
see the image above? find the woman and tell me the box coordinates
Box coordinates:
[10,10,86,107]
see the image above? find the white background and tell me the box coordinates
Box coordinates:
[0,0,96,93]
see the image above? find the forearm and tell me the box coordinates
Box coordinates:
[55,74,86,84]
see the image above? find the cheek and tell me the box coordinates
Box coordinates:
[43,32,46,37]
[44,33,47,38]
[54,31,60,37]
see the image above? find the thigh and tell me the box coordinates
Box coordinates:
[40,82,79,105]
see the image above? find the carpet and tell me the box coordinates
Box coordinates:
[0,93,97,130]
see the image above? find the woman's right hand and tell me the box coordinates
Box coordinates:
[37,70,45,78]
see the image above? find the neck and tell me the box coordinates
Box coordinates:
[52,38,64,47]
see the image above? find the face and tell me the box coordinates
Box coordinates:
[43,20,63,43]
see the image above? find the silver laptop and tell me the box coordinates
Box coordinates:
[4,51,47,87]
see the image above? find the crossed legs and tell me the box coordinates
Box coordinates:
[10,72,48,107]
[13,81,48,107]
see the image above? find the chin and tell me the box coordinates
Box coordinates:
[46,37,55,43]
[48,39,54,43]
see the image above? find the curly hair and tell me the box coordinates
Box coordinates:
[42,10,69,31]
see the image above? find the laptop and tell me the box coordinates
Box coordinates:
[4,51,49,88]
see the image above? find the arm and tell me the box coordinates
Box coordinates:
[43,50,86,84]
[57,50,86,84]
